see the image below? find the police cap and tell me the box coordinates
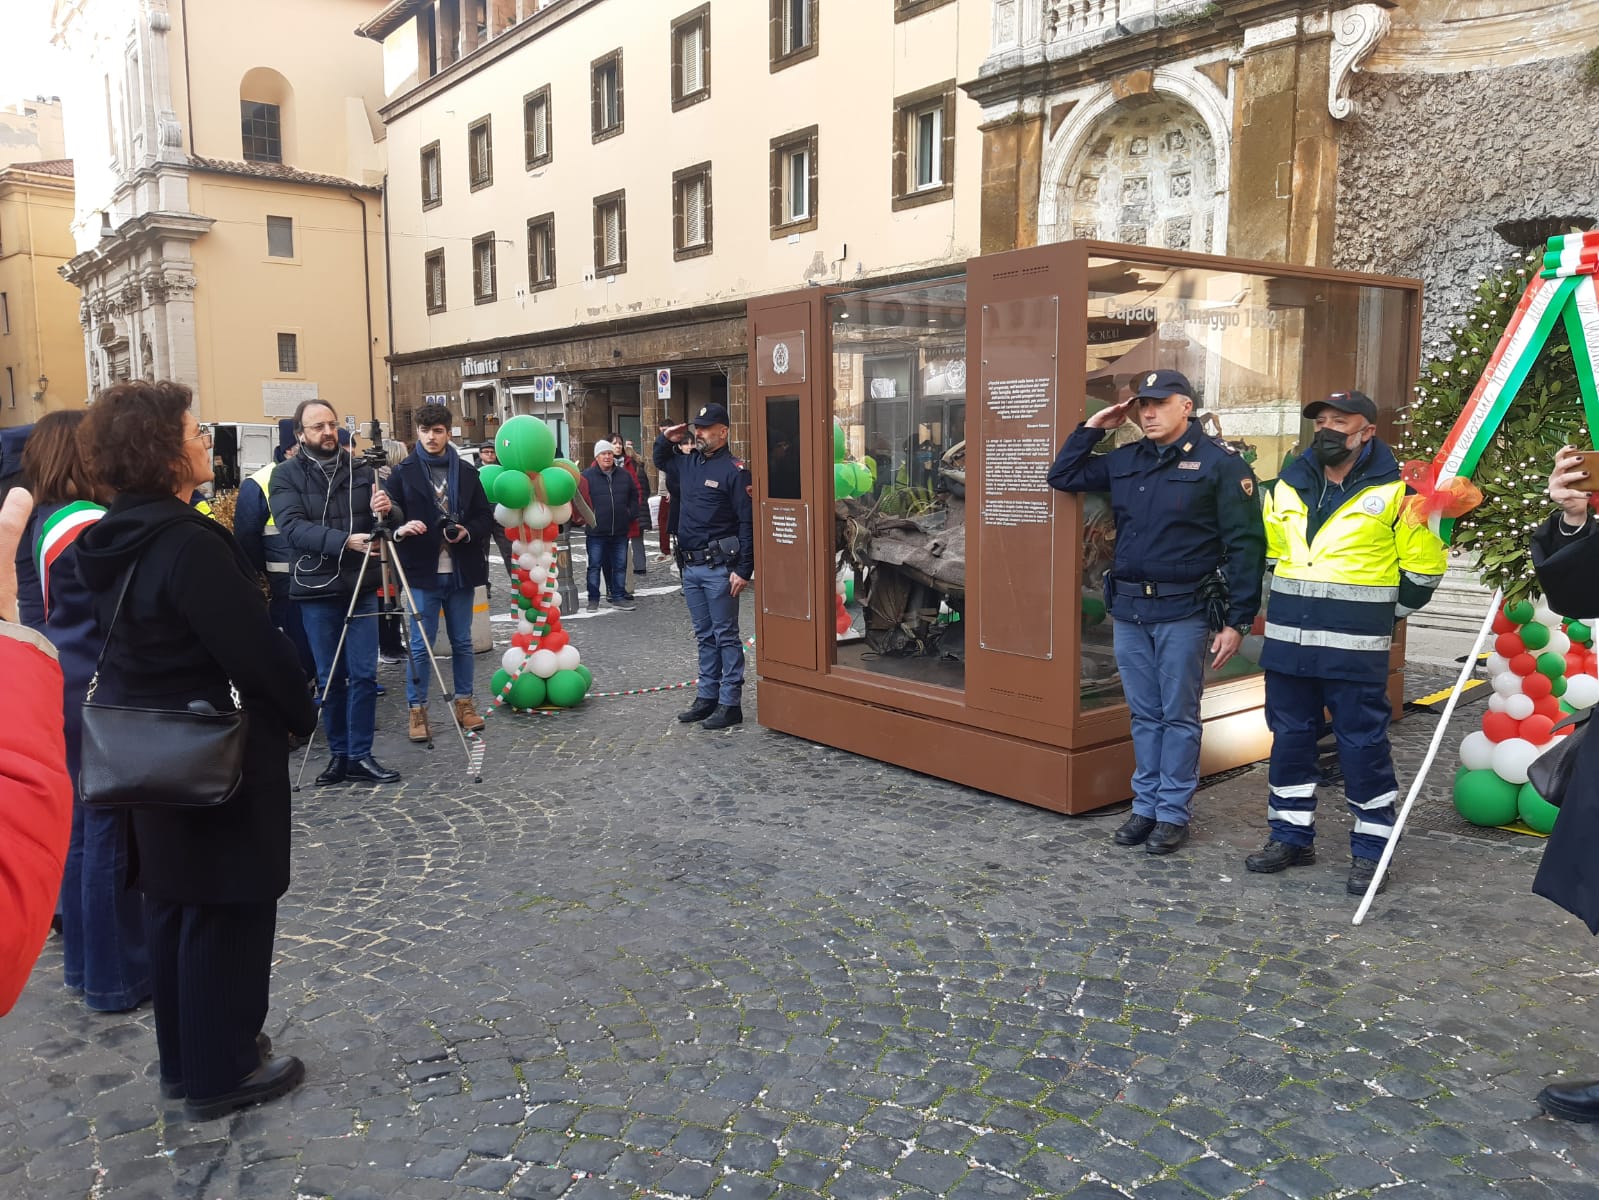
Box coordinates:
[691,403,731,427]
[1133,369,1194,400]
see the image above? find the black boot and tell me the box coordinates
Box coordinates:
[1537,1079,1599,1122]
[1145,822,1190,855]
[314,757,347,786]
[677,697,717,724]
[1244,839,1316,873]
[1112,814,1157,846]
[1347,856,1388,896]
[163,1033,272,1100]
[700,704,743,730]
[346,756,400,784]
[185,1055,305,1122]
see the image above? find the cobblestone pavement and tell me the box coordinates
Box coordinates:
[4,561,1598,1199]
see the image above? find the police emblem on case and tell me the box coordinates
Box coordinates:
[772,342,790,375]
[1146,372,1159,386]
[1363,494,1385,515]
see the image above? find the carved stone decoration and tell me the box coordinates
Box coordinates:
[993,0,1018,48]
[1328,4,1391,120]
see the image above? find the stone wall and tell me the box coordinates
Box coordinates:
[1333,53,1599,348]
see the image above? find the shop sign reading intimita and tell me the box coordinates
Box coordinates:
[461,356,501,379]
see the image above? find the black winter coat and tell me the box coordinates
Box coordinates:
[1531,512,1599,933]
[268,449,383,599]
[580,462,639,536]
[75,495,318,904]
[383,448,496,588]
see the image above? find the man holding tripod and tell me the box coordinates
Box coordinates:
[270,400,400,786]
[384,404,494,743]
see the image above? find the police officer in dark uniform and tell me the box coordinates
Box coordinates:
[1048,369,1265,854]
[653,402,754,730]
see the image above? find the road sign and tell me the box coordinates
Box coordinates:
[532,376,546,399]
[657,368,671,399]
[543,375,557,396]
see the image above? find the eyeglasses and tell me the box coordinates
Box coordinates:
[303,421,340,433]
[186,428,214,449]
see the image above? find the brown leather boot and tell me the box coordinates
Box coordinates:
[408,705,429,743]
[453,697,485,732]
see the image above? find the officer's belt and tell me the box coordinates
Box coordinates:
[679,544,731,566]
[1113,579,1200,599]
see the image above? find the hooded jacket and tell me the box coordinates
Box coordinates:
[75,494,317,903]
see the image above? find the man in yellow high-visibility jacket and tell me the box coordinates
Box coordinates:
[1248,390,1447,896]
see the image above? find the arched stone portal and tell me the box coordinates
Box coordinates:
[1043,93,1221,252]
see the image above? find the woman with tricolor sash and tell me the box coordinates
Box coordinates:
[14,411,150,1012]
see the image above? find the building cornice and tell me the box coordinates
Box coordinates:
[376,0,605,122]
[356,0,434,41]
[963,0,1395,110]
[61,210,215,287]
[188,155,380,194]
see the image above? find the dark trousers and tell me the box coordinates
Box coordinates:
[143,896,277,1099]
[585,533,628,600]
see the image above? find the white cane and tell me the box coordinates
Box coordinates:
[1352,587,1503,924]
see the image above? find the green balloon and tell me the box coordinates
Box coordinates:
[834,420,846,463]
[575,663,593,690]
[546,668,587,707]
[509,671,547,710]
[833,463,852,497]
[1552,675,1569,697]
[539,466,577,506]
[1537,651,1566,678]
[1517,781,1559,835]
[495,415,557,473]
[1453,768,1520,826]
[1505,599,1535,624]
[1520,622,1551,650]
[494,469,534,509]
[1567,620,1591,646]
[478,463,505,495]
[490,668,512,696]
[1081,596,1106,626]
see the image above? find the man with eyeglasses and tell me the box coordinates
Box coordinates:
[269,399,400,786]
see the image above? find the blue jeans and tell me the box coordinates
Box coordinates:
[299,593,379,760]
[585,533,628,600]
[1113,613,1209,825]
[682,562,745,706]
[60,799,150,1011]
[406,575,476,707]
[1265,671,1398,860]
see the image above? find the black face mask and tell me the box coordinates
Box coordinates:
[1310,428,1357,467]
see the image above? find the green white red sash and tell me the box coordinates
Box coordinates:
[34,501,105,619]
[1429,232,1599,543]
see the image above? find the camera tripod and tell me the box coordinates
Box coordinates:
[294,519,482,788]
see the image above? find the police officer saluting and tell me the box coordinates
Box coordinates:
[1049,370,1265,854]
[653,403,753,730]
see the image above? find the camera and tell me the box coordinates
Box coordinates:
[360,444,388,469]
[441,513,465,541]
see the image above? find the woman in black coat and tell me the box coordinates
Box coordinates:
[75,380,318,1123]
[1528,444,1599,1122]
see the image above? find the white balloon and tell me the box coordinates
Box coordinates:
[525,501,553,529]
[555,645,581,671]
[501,648,527,674]
[1547,630,1572,656]
[1484,653,1510,677]
[1534,601,1559,626]
[1491,737,1540,786]
[512,539,526,555]
[518,552,537,571]
[529,648,559,678]
[495,504,525,530]
[1564,673,1599,710]
[545,592,561,611]
[1504,693,1535,721]
[1491,671,1524,698]
[516,618,535,635]
[550,502,573,525]
[1459,729,1496,771]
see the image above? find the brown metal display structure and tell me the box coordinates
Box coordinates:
[747,241,1422,815]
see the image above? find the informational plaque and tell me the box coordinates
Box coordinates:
[756,331,806,386]
[977,297,1058,660]
[760,501,811,621]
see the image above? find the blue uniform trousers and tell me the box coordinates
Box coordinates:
[682,562,744,706]
[1265,671,1398,860]
[1113,613,1209,824]
[300,594,379,761]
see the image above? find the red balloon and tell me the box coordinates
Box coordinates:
[1566,652,1588,677]
[1482,711,1518,743]
[544,631,569,651]
[511,632,533,650]
[1520,715,1556,744]
[543,526,560,542]
[518,580,538,598]
[1492,612,1518,635]
[1509,653,1538,677]
[1521,672,1553,700]
[1534,694,1563,720]
[1495,632,1526,658]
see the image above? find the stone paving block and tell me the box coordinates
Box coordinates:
[892,1148,969,1192]
[828,1167,900,1200]
[1177,1153,1255,1197]
[773,1150,835,1189]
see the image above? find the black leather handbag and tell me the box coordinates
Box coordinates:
[1527,709,1591,810]
[79,561,248,810]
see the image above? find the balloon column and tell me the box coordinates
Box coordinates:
[481,416,594,712]
[833,420,873,499]
[1454,596,1599,832]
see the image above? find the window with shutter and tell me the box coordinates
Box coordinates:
[892,82,956,210]
[603,207,619,265]
[682,22,703,94]
[528,214,556,290]
[592,190,627,273]
[685,176,705,246]
[533,100,548,157]
[421,144,441,206]
[788,148,809,221]
[266,215,294,258]
[524,88,552,168]
[469,116,493,189]
[592,51,623,139]
[472,234,496,303]
[425,250,446,313]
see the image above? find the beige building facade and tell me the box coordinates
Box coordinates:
[0,98,68,170]
[0,160,89,426]
[364,0,987,455]
[50,0,390,448]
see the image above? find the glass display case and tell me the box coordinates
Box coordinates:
[748,241,1421,814]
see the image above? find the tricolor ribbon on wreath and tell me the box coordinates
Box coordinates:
[1409,231,1599,544]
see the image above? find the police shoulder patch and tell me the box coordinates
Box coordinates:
[1240,478,1255,497]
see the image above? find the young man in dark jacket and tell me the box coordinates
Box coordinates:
[579,440,639,611]
[269,399,399,786]
[384,404,495,742]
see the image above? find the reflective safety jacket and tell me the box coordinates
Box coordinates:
[1260,438,1447,682]
[234,462,294,593]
